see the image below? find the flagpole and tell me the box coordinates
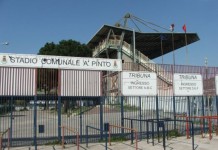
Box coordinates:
[185,33,188,65]
[170,23,175,67]
[183,24,188,65]
[160,36,164,64]
[172,32,175,66]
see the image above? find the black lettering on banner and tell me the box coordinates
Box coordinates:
[83,60,89,66]
[179,74,197,80]
[9,56,15,63]
[129,73,151,78]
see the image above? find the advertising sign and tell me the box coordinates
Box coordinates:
[0,53,122,71]
[121,71,157,96]
[173,73,203,96]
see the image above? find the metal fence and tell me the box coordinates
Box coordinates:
[1,63,218,147]
[0,95,218,147]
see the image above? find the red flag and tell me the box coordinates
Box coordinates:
[183,24,186,33]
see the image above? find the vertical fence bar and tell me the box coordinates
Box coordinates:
[192,122,195,150]
[10,97,13,146]
[58,96,61,141]
[202,96,206,133]
[162,124,166,150]
[139,96,142,140]
[156,95,160,142]
[152,121,154,146]
[86,126,88,148]
[173,95,176,130]
[100,96,103,140]
[131,120,133,144]
[79,99,83,143]
[33,96,37,150]
[121,96,124,135]
[0,135,2,150]
[146,121,149,144]
[62,126,64,149]
[7,128,10,150]
[77,132,79,150]
[216,96,218,125]
[105,131,108,150]
[187,96,191,138]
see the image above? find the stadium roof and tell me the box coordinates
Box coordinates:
[87,25,200,59]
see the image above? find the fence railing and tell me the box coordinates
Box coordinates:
[60,126,79,150]
[0,95,217,148]
[0,128,10,150]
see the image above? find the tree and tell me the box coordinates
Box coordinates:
[38,40,92,57]
[38,39,92,111]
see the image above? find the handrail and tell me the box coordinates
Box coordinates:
[0,128,10,150]
[176,115,218,140]
[123,118,195,150]
[86,125,108,150]
[109,124,138,150]
[60,126,79,150]
[92,38,173,85]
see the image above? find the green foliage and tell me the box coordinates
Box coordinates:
[38,39,92,57]
[62,106,95,116]
[113,104,139,112]
[15,100,26,106]
[98,136,127,143]
[38,39,92,113]
[168,129,181,137]
[110,136,128,142]
[44,140,61,145]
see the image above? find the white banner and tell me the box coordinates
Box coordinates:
[0,53,122,71]
[121,71,157,96]
[173,73,203,96]
[215,75,218,95]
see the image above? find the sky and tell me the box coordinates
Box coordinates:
[0,0,217,66]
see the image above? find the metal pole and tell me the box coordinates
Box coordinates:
[146,121,149,144]
[202,96,206,133]
[33,96,37,150]
[173,96,176,130]
[156,95,160,142]
[100,97,104,140]
[131,120,133,144]
[133,28,136,63]
[62,126,64,149]
[86,126,88,148]
[121,96,124,135]
[205,57,210,116]
[185,33,189,65]
[216,96,218,125]
[160,36,164,64]
[7,128,10,150]
[10,97,13,146]
[172,32,175,66]
[58,96,61,141]
[79,99,83,143]
[152,121,154,146]
[105,131,108,150]
[139,96,142,140]
[163,123,166,150]
[192,122,195,150]
[188,96,191,138]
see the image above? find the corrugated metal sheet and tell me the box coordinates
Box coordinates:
[61,70,101,96]
[0,67,36,96]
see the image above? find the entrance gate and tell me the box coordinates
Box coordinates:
[1,54,218,147]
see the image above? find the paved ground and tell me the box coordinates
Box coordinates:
[8,134,218,150]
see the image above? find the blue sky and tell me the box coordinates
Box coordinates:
[0,0,217,66]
